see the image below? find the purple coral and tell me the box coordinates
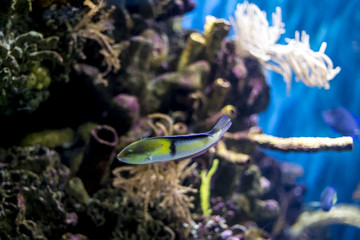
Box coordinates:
[105,94,140,135]
[77,125,119,194]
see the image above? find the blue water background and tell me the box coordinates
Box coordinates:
[183,0,360,239]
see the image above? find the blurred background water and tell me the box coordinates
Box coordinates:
[183,0,360,239]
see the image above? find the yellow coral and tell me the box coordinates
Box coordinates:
[200,159,219,217]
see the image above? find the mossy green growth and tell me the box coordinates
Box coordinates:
[20,128,74,148]
[77,122,98,142]
[27,66,51,90]
[200,158,219,217]
[65,177,90,204]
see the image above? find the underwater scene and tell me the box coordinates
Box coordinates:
[1,0,360,239]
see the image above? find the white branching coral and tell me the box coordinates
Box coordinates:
[231,1,341,92]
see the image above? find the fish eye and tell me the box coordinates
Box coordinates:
[128,149,134,154]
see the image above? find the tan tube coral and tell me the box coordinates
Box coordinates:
[177,32,206,71]
[225,127,353,152]
[290,205,360,237]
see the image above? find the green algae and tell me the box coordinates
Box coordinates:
[20,128,74,148]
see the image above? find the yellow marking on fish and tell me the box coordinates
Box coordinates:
[148,139,171,155]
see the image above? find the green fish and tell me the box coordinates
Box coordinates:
[117,115,232,164]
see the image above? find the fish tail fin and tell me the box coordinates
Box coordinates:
[208,115,232,137]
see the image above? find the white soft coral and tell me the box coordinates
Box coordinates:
[231,1,341,92]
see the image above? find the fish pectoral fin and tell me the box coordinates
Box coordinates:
[145,144,164,162]
[146,152,152,161]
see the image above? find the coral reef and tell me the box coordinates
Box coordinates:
[0,146,71,239]
[0,0,355,239]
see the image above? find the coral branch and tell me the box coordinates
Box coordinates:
[225,127,353,152]
[177,32,206,71]
[290,205,360,237]
[207,78,231,113]
[74,0,121,78]
[216,140,251,164]
[203,16,231,62]
[200,159,219,217]
[147,113,174,136]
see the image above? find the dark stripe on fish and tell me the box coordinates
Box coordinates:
[146,133,209,142]
[168,134,210,157]
[162,133,212,140]
[170,139,176,156]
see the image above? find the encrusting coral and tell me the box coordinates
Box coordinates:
[20,127,75,148]
[0,146,71,239]
[0,30,63,115]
